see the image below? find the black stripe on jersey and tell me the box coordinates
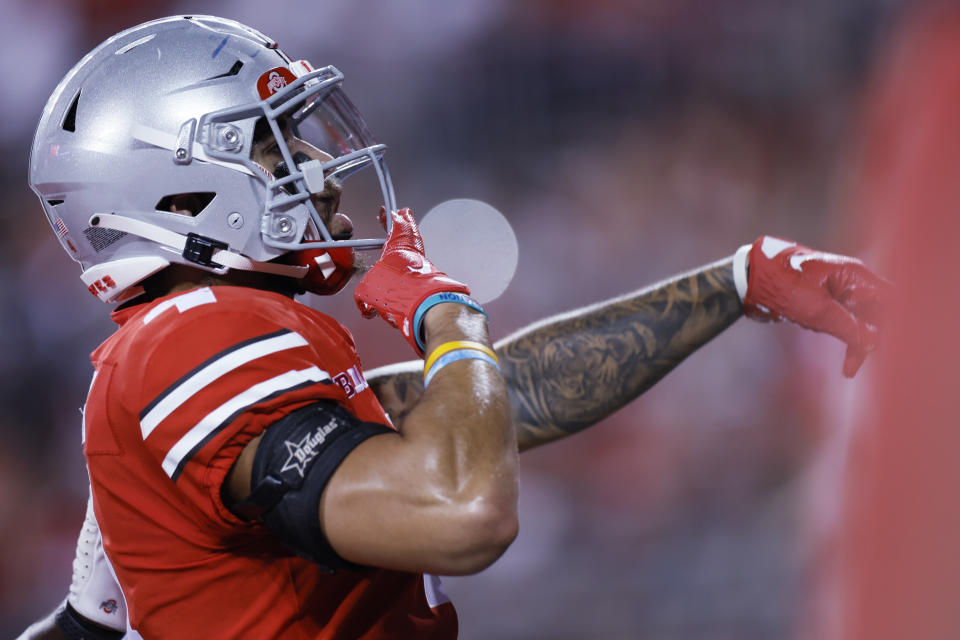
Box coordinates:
[140,329,295,421]
[169,378,332,483]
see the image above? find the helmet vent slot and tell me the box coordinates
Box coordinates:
[114,34,157,56]
[83,226,127,253]
[47,199,65,207]
[62,90,80,132]
[208,60,244,80]
[155,192,216,217]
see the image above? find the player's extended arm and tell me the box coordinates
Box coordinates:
[370,236,887,451]
[371,258,740,450]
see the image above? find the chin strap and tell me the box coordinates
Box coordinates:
[88,213,307,278]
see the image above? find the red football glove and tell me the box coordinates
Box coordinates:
[736,236,890,378]
[354,208,471,356]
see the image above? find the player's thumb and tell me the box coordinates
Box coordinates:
[818,298,876,377]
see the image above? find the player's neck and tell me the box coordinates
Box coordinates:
[123,264,300,308]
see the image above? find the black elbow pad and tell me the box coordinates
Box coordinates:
[234,401,393,572]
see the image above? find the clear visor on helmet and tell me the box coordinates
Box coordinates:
[290,89,378,182]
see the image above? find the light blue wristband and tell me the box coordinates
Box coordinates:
[423,349,501,388]
[412,292,488,353]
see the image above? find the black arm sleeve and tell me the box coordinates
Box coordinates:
[232,401,394,572]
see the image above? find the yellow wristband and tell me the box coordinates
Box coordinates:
[424,340,499,375]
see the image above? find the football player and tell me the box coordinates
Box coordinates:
[20,15,887,640]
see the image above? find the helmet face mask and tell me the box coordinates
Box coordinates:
[29,15,395,303]
[201,63,396,252]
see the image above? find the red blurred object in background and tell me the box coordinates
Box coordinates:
[841,4,960,639]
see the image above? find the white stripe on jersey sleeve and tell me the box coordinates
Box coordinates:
[140,331,309,439]
[160,366,330,478]
[142,287,217,325]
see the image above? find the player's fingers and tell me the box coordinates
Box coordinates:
[821,293,879,378]
[815,297,860,346]
[382,208,425,256]
[843,345,869,378]
[838,287,882,328]
[838,265,894,327]
[354,297,378,319]
[816,296,878,357]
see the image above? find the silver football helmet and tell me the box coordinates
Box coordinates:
[29,15,395,303]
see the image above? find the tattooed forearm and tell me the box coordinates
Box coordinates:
[500,258,741,450]
[367,258,742,451]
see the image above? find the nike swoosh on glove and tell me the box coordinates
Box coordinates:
[354,208,471,356]
[738,236,892,378]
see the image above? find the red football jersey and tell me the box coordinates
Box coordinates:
[83,286,457,639]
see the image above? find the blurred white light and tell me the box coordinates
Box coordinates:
[419,198,519,305]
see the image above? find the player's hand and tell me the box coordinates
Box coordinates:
[354,207,471,356]
[739,236,890,378]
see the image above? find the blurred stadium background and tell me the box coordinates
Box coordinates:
[0,0,916,638]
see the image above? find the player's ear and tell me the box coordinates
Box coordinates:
[156,193,215,217]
